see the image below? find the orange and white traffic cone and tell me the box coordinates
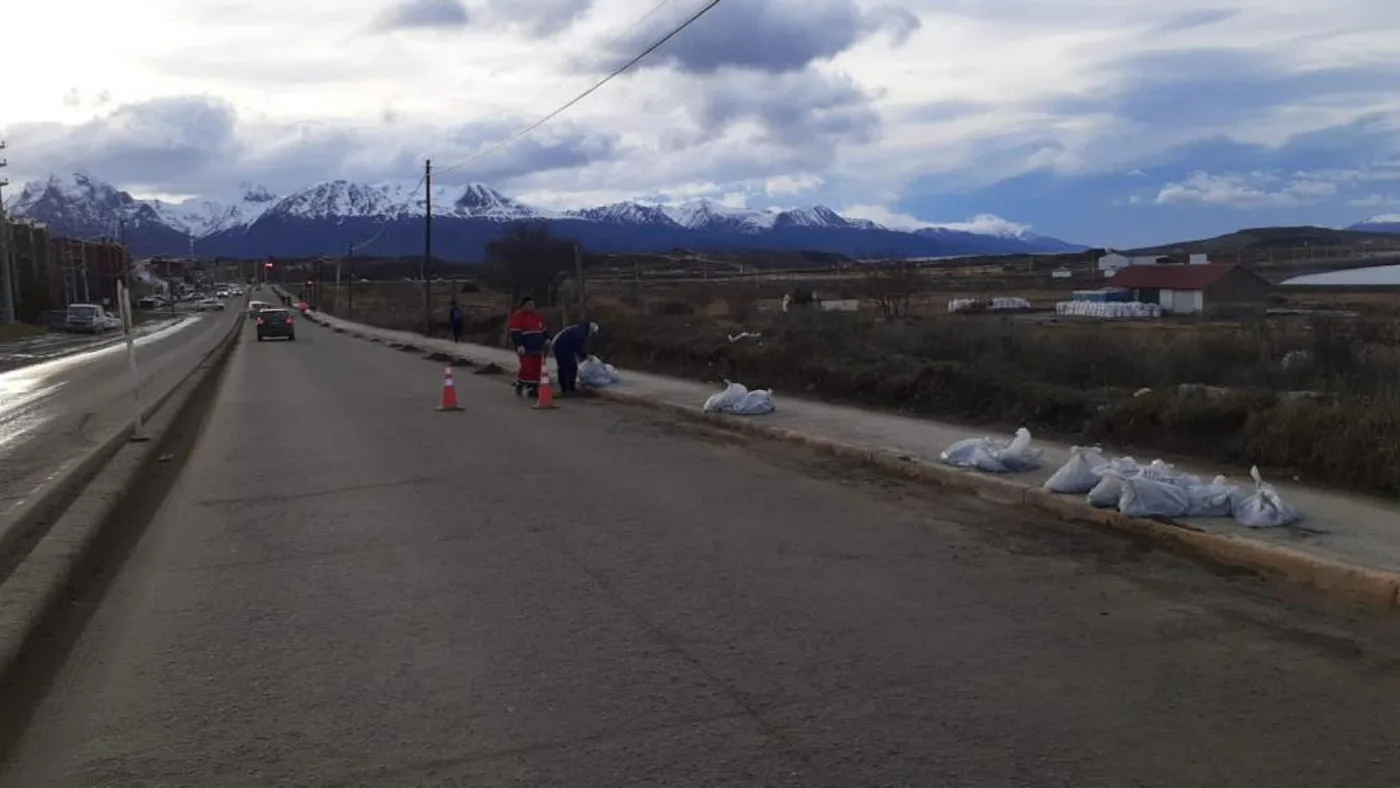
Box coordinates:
[437,366,463,411]
[534,365,558,410]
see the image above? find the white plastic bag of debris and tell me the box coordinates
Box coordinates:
[1138,459,1203,488]
[1184,475,1244,518]
[1117,473,1191,519]
[940,427,1042,473]
[1044,445,1109,494]
[1086,457,1139,507]
[578,356,621,387]
[1234,466,1302,527]
[703,380,748,413]
[730,389,775,415]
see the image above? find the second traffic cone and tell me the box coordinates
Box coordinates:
[534,365,558,409]
[438,366,463,411]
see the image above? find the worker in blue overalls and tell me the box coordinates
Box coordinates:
[551,320,599,396]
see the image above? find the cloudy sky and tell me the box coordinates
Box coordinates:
[3,0,1399,246]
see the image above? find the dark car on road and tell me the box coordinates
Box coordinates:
[255,308,296,341]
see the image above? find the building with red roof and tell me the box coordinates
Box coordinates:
[1106,263,1271,316]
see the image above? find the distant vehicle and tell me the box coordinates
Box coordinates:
[216,289,230,299]
[247,300,270,319]
[255,308,295,341]
[196,298,225,312]
[65,303,120,333]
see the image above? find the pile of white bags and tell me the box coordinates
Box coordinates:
[940,428,1043,473]
[1044,449,1301,524]
[1053,301,1162,319]
[701,380,775,415]
[577,356,621,387]
[947,297,1032,314]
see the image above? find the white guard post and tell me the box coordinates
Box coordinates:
[117,281,149,442]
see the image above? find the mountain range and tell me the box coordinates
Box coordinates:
[5,173,1089,262]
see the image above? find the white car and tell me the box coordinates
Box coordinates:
[197,298,225,312]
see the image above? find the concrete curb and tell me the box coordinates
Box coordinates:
[299,310,1400,610]
[0,311,245,684]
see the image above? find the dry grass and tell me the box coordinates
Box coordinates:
[327,280,1400,499]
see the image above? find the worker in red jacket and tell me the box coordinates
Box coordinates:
[508,296,549,397]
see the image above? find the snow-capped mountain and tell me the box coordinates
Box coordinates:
[1348,214,1400,233]
[148,184,280,236]
[6,172,1086,262]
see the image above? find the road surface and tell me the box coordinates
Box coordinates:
[5,302,1400,786]
[0,314,193,373]
[0,308,236,542]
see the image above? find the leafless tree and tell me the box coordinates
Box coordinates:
[480,222,576,308]
[861,261,923,320]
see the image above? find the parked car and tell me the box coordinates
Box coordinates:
[255,308,296,341]
[65,303,121,333]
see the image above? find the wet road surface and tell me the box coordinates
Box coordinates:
[5,306,1400,786]
[0,307,236,538]
[0,316,186,373]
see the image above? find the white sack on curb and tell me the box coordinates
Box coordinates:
[1184,475,1244,518]
[1044,445,1109,494]
[1138,459,1203,488]
[1116,473,1191,519]
[940,427,1043,473]
[703,381,748,413]
[1086,457,1139,507]
[730,389,775,415]
[578,356,621,387]
[701,380,775,415]
[1234,466,1302,527]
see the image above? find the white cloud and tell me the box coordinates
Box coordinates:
[1,0,1398,226]
[840,205,1031,235]
[1156,172,1340,208]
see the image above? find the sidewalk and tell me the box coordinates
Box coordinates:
[303,309,1400,606]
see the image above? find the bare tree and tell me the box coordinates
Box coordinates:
[480,222,576,308]
[861,261,923,320]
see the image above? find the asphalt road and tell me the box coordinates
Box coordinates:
[0,306,236,540]
[5,302,1400,786]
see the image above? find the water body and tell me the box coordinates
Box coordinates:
[1282,264,1400,286]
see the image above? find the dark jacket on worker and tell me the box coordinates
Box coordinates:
[551,321,593,364]
[508,309,548,355]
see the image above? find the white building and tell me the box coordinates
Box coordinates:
[1098,252,1166,275]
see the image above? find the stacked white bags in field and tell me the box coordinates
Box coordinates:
[948,297,1033,313]
[1053,300,1162,319]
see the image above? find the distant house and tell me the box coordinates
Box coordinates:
[1105,263,1270,316]
[1097,252,1166,275]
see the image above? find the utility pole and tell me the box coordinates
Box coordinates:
[574,243,585,318]
[0,141,14,324]
[422,158,432,334]
[346,243,354,319]
[118,218,130,313]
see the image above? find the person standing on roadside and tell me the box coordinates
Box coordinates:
[507,296,548,398]
[449,300,464,343]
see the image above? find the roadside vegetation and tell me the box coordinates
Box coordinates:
[316,224,1400,500]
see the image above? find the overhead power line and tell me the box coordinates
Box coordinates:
[434,0,722,178]
[349,0,723,253]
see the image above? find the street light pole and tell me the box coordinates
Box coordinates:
[423,158,433,335]
[0,141,14,325]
